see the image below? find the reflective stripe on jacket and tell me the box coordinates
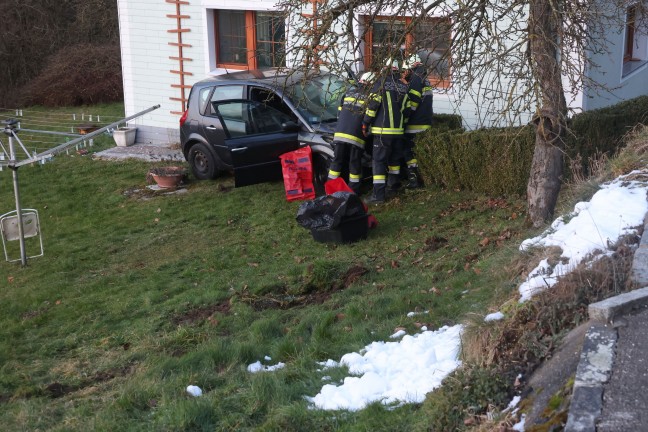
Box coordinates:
[405,66,434,134]
[333,85,368,148]
[363,72,409,136]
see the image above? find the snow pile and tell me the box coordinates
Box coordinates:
[307,325,463,411]
[518,173,648,301]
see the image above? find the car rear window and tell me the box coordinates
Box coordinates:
[211,85,244,105]
[198,87,212,113]
[198,85,245,115]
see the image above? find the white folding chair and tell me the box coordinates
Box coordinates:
[0,209,44,262]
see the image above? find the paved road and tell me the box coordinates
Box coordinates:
[598,306,648,431]
[565,214,648,431]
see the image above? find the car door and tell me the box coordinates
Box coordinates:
[201,85,245,165]
[213,100,302,187]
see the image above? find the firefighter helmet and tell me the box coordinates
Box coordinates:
[404,54,423,69]
[359,71,375,83]
[385,57,400,70]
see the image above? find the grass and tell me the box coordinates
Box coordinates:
[0,103,547,430]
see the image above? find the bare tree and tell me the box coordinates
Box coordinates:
[277,0,635,226]
[0,0,118,106]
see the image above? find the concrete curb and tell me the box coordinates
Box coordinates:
[588,287,648,322]
[565,324,617,431]
[565,214,648,431]
[630,212,648,286]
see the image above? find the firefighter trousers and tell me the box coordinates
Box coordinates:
[371,134,403,187]
[328,142,364,191]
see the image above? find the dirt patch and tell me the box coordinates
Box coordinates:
[240,265,369,311]
[91,363,136,383]
[20,306,49,320]
[239,287,339,311]
[336,264,369,289]
[216,183,233,193]
[488,250,634,375]
[122,186,189,201]
[43,361,137,399]
[422,236,448,252]
[171,301,231,326]
[45,382,76,398]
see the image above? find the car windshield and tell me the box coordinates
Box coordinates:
[285,74,347,124]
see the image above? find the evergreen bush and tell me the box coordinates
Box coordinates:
[417,96,648,195]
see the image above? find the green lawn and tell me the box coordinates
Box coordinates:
[0,104,533,431]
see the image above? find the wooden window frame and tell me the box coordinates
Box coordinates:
[255,13,285,68]
[214,10,285,70]
[364,15,412,67]
[625,5,638,62]
[364,15,451,88]
[300,0,329,67]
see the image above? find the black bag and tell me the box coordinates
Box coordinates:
[296,192,366,231]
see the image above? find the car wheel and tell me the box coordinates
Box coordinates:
[312,150,332,196]
[188,143,219,180]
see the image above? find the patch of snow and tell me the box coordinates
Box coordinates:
[484,311,505,322]
[390,329,407,339]
[518,175,648,301]
[307,325,463,411]
[247,360,286,373]
[186,385,202,397]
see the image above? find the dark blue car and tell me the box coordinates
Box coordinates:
[179,69,348,189]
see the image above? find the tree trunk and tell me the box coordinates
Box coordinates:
[527,0,569,227]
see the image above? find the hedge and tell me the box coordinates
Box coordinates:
[416,96,648,195]
[417,125,534,195]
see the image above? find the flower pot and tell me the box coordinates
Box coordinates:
[147,166,186,188]
[78,124,99,135]
[113,127,137,147]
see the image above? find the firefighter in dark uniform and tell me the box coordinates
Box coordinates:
[362,59,409,204]
[327,72,375,194]
[403,54,434,188]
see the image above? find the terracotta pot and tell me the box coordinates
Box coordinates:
[148,166,186,188]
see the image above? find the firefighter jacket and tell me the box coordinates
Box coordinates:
[363,72,409,136]
[333,84,369,149]
[405,65,434,134]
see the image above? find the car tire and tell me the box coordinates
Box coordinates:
[188,143,220,180]
[312,150,332,196]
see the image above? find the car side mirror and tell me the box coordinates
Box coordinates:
[282,121,301,132]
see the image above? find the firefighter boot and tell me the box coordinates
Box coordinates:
[386,173,402,198]
[364,184,386,205]
[349,181,362,195]
[406,166,423,189]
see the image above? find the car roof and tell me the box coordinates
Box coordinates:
[192,68,309,89]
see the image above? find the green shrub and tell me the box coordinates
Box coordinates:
[417,96,648,195]
[432,113,464,131]
[568,95,648,175]
[418,126,535,195]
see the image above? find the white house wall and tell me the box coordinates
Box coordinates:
[118,0,206,144]
[583,7,648,111]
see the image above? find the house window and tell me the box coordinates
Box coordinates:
[215,10,285,70]
[625,5,637,62]
[364,16,451,87]
[623,4,648,77]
